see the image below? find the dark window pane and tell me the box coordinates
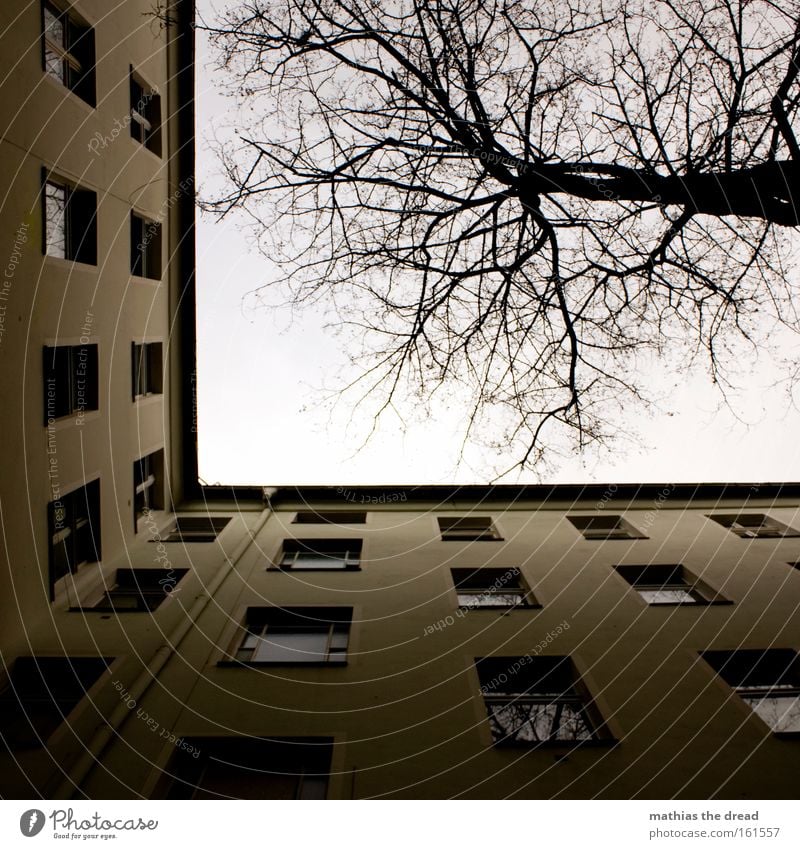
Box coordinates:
[162,517,230,542]
[147,343,163,392]
[162,738,332,800]
[48,480,100,598]
[43,345,71,420]
[439,517,499,540]
[131,214,144,275]
[293,511,367,524]
[0,656,110,749]
[72,344,98,412]
[66,189,96,264]
[43,345,97,421]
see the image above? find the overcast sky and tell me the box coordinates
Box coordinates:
[194,1,800,487]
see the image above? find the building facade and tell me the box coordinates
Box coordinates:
[1,475,800,799]
[0,0,197,656]
[1,1,800,801]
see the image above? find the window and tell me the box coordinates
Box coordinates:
[293,511,367,525]
[709,514,800,539]
[568,515,646,540]
[451,567,536,609]
[232,608,351,665]
[0,656,110,749]
[48,479,101,600]
[88,568,188,612]
[130,69,161,155]
[133,450,164,531]
[130,213,162,279]
[41,2,95,105]
[43,177,97,264]
[702,650,800,735]
[43,344,99,423]
[159,516,231,543]
[277,539,362,570]
[438,516,501,541]
[477,656,606,745]
[615,564,722,605]
[132,342,163,399]
[161,737,333,800]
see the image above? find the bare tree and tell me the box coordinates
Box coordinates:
[201,0,800,475]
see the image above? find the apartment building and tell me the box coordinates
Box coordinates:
[1,476,800,799]
[1,1,799,802]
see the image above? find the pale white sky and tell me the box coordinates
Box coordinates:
[194,2,800,487]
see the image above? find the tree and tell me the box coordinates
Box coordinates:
[201,0,800,476]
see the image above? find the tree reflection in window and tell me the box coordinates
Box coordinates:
[477,656,603,745]
[703,649,800,735]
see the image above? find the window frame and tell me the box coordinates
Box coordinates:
[41,1,95,106]
[42,174,97,265]
[43,343,99,424]
[275,539,363,571]
[160,737,333,800]
[131,341,163,400]
[133,449,165,532]
[709,514,800,539]
[438,516,502,541]
[129,67,162,155]
[568,514,647,540]
[701,649,800,737]
[130,212,162,280]
[227,607,352,666]
[0,656,111,749]
[78,568,188,613]
[451,567,538,609]
[47,478,101,601]
[476,656,610,747]
[614,564,727,606]
[155,516,231,543]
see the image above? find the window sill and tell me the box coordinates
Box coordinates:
[68,606,154,614]
[270,566,362,572]
[643,599,734,607]
[582,536,648,541]
[458,604,541,611]
[129,137,163,161]
[734,534,800,540]
[41,72,96,111]
[43,255,98,273]
[51,562,102,607]
[44,409,100,428]
[130,273,163,285]
[491,736,617,749]
[153,537,218,543]
[217,659,348,668]
[441,537,505,543]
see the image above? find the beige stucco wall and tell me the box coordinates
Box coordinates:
[0,0,181,657]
